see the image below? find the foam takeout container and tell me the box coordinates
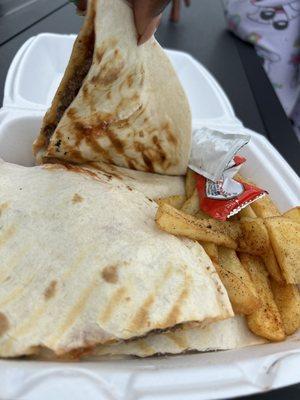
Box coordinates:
[0,33,300,400]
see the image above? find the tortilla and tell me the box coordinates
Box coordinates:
[92,316,265,358]
[0,160,232,358]
[33,0,192,175]
[84,161,185,199]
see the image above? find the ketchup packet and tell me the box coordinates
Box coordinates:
[189,126,266,221]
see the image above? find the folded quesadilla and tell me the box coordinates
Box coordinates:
[93,316,265,358]
[33,0,192,175]
[84,161,185,199]
[0,160,232,358]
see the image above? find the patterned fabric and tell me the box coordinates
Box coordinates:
[224,0,300,139]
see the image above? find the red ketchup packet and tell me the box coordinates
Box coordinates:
[196,156,267,221]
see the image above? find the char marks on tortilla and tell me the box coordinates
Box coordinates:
[0,161,232,358]
[34,0,191,176]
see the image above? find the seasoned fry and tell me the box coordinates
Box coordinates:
[261,249,285,284]
[238,217,270,255]
[196,209,209,219]
[156,204,237,248]
[240,253,285,342]
[198,206,269,256]
[251,195,281,218]
[201,242,218,264]
[238,206,284,282]
[156,204,269,255]
[236,175,280,217]
[157,195,187,210]
[265,217,300,284]
[271,279,300,336]
[218,247,260,315]
[284,207,300,224]
[181,189,199,216]
[197,212,219,262]
[252,196,300,283]
[201,241,260,315]
[238,205,257,219]
[185,168,197,199]
[214,265,255,314]
[201,205,261,315]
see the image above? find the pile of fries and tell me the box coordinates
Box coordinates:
[156,170,300,342]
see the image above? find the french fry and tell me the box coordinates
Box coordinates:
[238,217,270,255]
[261,248,285,284]
[218,247,260,315]
[238,205,257,219]
[271,206,300,335]
[200,206,261,315]
[264,217,300,284]
[271,279,300,336]
[196,209,209,219]
[251,195,281,218]
[196,212,219,262]
[156,204,237,248]
[240,253,285,342]
[185,168,197,199]
[284,207,300,224]
[201,241,260,315]
[236,175,280,217]
[156,195,187,210]
[201,242,218,264]
[196,193,270,256]
[156,204,269,255]
[238,206,284,283]
[181,189,199,216]
[194,213,218,259]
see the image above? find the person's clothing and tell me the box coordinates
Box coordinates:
[223,0,300,139]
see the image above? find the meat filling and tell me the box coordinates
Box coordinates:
[43,28,95,145]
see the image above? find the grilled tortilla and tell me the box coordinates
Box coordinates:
[33,0,192,175]
[93,316,265,358]
[0,160,232,358]
[83,161,185,199]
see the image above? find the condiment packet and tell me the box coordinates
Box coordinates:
[189,126,250,181]
[189,126,266,220]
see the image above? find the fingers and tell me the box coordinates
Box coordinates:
[73,0,187,46]
[76,0,87,12]
[138,15,162,45]
[170,0,180,22]
[133,0,171,45]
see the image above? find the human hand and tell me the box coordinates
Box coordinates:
[133,0,192,44]
[71,0,191,45]
[169,0,191,23]
[72,0,87,14]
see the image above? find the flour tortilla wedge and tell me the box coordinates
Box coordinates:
[85,161,185,199]
[0,161,232,358]
[92,316,266,358]
[33,0,191,175]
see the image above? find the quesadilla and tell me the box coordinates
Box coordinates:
[85,161,185,199]
[33,0,192,175]
[92,316,266,358]
[0,160,232,358]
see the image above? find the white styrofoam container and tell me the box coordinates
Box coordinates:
[0,33,300,400]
